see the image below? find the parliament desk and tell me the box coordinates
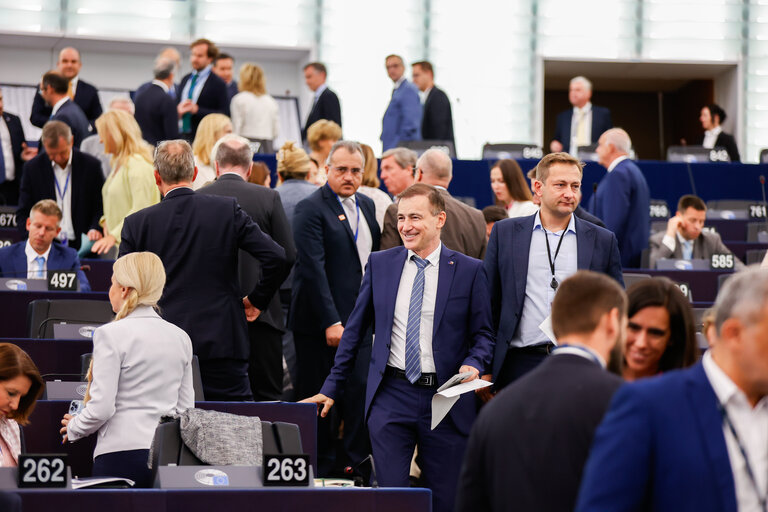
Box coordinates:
[636,269,732,303]
[14,487,432,512]
[0,227,22,245]
[0,291,109,338]
[25,401,318,478]
[0,338,91,377]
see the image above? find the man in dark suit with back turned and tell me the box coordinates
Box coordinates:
[38,71,91,148]
[411,61,454,148]
[550,76,612,156]
[17,121,103,251]
[30,47,102,132]
[177,39,230,141]
[304,183,494,512]
[119,140,288,401]
[457,270,625,512]
[291,141,380,475]
[0,86,37,205]
[577,266,768,512]
[484,152,624,393]
[201,134,296,401]
[302,62,342,141]
[134,56,180,146]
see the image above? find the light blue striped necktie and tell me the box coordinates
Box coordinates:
[682,239,694,260]
[34,256,45,278]
[405,255,429,384]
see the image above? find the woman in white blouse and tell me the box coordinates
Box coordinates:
[61,252,194,487]
[230,63,279,144]
[0,344,43,467]
[489,159,539,218]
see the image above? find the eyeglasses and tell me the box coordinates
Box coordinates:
[330,166,362,177]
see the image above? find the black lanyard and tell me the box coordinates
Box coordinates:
[717,402,768,512]
[543,227,566,290]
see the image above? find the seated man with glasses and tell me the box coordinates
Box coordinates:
[290,140,381,476]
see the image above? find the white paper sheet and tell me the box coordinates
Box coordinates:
[431,377,492,430]
[538,315,558,344]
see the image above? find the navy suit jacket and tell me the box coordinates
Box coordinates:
[290,184,381,334]
[319,245,495,435]
[552,105,613,148]
[119,187,288,361]
[51,99,91,148]
[30,79,102,131]
[576,362,738,512]
[177,72,230,138]
[590,158,651,268]
[2,112,25,176]
[17,149,104,250]
[484,214,624,378]
[381,80,421,151]
[0,241,90,291]
[134,83,180,146]
[421,86,454,145]
[302,87,342,141]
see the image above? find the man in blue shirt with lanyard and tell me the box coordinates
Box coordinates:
[177,38,230,141]
[483,152,623,394]
[290,141,381,476]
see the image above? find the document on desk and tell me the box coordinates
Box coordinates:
[431,374,492,430]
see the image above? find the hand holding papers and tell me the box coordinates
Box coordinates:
[431,372,492,429]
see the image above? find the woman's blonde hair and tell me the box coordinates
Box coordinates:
[192,113,232,166]
[112,251,166,321]
[307,120,342,152]
[360,143,379,188]
[95,109,153,172]
[277,141,311,181]
[239,63,267,96]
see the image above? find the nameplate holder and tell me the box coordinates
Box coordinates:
[262,454,312,487]
[48,271,78,291]
[710,253,735,270]
[16,454,71,488]
[749,204,767,219]
[675,282,693,302]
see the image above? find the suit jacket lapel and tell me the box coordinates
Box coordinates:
[513,217,533,310]
[322,184,356,243]
[685,363,738,512]
[576,216,595,269]
[433,246,456,339]
[380,248,408,346]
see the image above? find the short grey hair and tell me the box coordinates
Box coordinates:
[602,128,632,154]
[214,134,253,171]
[715,266,768,334]
[570,76,592,91]
[327,140,365,167]
[153,57,176,80]
[109,96,135,115]
[41,120,73,146]
[155,140,195,184]
[417,148,453,181]
[381,147,417,170]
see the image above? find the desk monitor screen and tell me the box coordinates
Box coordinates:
[0,278,48,291]
[44,381,88,400]
[53,323,101,340]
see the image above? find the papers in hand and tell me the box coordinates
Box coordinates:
[431,372,492,430]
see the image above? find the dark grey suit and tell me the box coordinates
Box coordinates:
[649,229,745,270]
[200,174,296,401]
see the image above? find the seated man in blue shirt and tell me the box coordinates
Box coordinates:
[0,199,90,291]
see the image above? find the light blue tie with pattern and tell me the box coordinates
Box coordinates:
[34,256,45,278]
[682,239,694,260]
[405,255,429,384]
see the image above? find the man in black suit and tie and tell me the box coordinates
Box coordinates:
[134,57,181,146]
[213,53,239,102]
[17,121,103,251]
[177,38,230,141]
[302,62,342,142]
[291,140,381,475]
[551,76,613,156]
[456,270,626,512]
[411,61,454,148]
[30,47,102,132]
[38,72,91,148]
[119,140,288,401]
[201,134,296,401]
[0,87,37,205]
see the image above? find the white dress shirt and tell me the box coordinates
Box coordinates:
[661,231,693,255]
[702,350,768,512]
[387,244,441,373]
[66,306,195,458]
[340,194,373,272]
[52,151,75,242]
[606,155,628,173]
[0,117,15,181]
[703,126,723,149]
[419,86,432,105]
[51,97,69,117]
[24,240,51,279]
[569,102,593,155]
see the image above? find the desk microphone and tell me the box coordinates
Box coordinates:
[344,454,378,488]
[590,182,598,213]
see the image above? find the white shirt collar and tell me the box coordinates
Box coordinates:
[25,239,52,260]
[573,101,592,115]
[152,79,170,93]
[553,345,606,369]
[407,243,442,267]
[393,76,406,90]
[50,149,73,171]
[607,155,629,173]
[533,209,577,235]
[51,97,69,116]
[315,83,327,99]
[702,350,763,408]
[705,126,723,138]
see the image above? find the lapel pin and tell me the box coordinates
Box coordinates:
[338,214,346,221]
[449,261,454,265]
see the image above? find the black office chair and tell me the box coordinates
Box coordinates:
[760,148,768,164]
[481,143,542,160]
[27,299,114,339]
[398,140,456,158]
[622,272,651,290]
[747,222,768,243]
[650,221,668,234]
[746,249,767,265]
